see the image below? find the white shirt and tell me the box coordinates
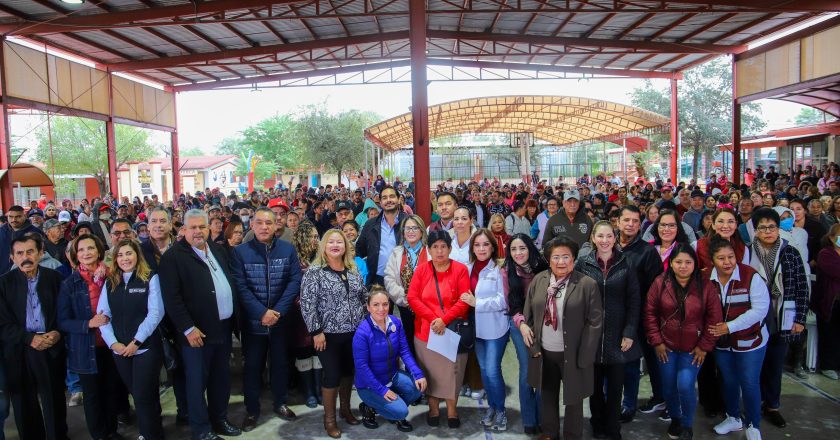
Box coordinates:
[448,228,475,265]
[468,261,508,340]
[710,265,769,352]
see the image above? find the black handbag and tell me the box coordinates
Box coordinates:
[432,267,475,353]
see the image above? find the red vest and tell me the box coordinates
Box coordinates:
[707,264,765,352]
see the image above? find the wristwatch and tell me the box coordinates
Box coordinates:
[129,339,140,347]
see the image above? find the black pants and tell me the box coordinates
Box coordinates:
[78,347,122,440]
[113,341,165,440]
[541,350,583,440]
[760,334,787,410]
[397,306,417,360]
[590,363,624,439]
[316,332,355,388]
[10,347,68,440]
[818,302,840,371]
[181,324,233,439]
[698,350,724,413]
[243,323,291,416]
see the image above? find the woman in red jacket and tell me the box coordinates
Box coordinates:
[407,230,472,428]
[645,243,722,440]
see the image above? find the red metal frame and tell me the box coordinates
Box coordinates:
[670,78,679,185]
[732,59,742,185]
[0,40,14,211]
[409,0,430,224]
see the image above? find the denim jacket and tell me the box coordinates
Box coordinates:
[57,271,99,374]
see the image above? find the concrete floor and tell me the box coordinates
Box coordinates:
[5,341,840,440]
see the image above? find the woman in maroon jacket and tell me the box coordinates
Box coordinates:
[645,243,722,440]
[813,224,840,380]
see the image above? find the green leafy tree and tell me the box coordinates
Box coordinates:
[793,107,834,126]
[217,114,304,173]
[179,147,205,157]
[234,153,279,182]
[630,58,766,179]
[34,117,157,196]
[295,104,380,185]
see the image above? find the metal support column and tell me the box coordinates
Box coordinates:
[0,39,14,211]
[409,0,430,222]
[732,59,742,185]
[670,78,679,184]
[106,70,119,198]
[171,91,181,198]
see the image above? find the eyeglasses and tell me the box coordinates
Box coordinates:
[404,226,421,232]
[112,230,132,237]
[550,255,573,263]
[756,225,779,233]
[658,223,678,230]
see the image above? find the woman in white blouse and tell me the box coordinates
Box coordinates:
[460,228,509,431]
[448,206,477,265]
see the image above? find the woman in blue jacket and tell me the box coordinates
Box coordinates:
[353,286,427,433]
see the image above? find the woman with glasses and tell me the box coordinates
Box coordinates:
[384,215,428,360]
[651,209,694,271]
[224,220,245,248]
[748,208,809,428]
[520,237,602,440]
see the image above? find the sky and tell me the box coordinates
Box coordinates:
[174,76,809,155]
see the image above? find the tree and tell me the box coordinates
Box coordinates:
[217,114,304,173]
[233,153,278,182]
[793,107,834,126]
[34,117,158,195]
[295,104,380,185]
[179,147,205,157]
[630,58,766,180]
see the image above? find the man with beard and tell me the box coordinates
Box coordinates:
[542,189,592,252]
[356,186,406,287]
[427,192,457,232]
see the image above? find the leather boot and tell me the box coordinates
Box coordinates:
[322,387,341,438]
[339,377,360,425]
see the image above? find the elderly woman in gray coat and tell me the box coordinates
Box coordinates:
[519,237,603,440]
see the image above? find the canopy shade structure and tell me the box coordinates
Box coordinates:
[364,96,670,151]
[0,1,836,91]
[0,163,54,187]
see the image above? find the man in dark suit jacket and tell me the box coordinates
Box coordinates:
[0,235,68,440]
[159,209,241,440]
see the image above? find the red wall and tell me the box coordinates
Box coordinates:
[39,186,56,202]
[85,178,101,200]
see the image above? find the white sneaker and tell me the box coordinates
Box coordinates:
[745,426,762,440]
[713,416,743,435]
[67,392,83,407]
[471,389,486,400]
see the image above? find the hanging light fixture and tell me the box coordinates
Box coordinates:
[60,0,85,4]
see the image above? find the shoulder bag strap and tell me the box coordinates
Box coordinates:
[432,264,446,313]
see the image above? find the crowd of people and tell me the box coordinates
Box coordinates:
[0,160,838,440]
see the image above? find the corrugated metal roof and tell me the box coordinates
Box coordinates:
[0,0,832,89]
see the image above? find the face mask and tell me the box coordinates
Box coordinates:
[780,217,794,231]
[241,215,250,223]
[835,236,840,248]
[139,233,149,240]
[99,213,111,221]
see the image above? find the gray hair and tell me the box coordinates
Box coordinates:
[149,206,171,222]
[184,209,208,225]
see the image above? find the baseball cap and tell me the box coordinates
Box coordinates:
[43,219,61,230]
[27,208,44,218]
[690,189,705,199]
[58,211,72,223]
[118,204,128,209]
[98,204,112,213]
[335,200,353,212]
[267,198,289,211]
[711,188,722,196]
[208,205,221,212]
[661,184,674,191]
[563,189,580,201]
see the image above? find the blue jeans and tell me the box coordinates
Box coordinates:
[475,331,509,412]
[357,371,421,421]
[510,318,540,428]
[659,351,701,428]
[716,346,767,429]
[623,331,663,411]
[65,359,82,394]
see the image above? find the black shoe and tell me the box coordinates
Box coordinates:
[176,414,190,426]
[667,420,683,439]
[360,403,379,429]
[679,427,693,439]
[658,409,671,422]
[212,419,242,436]
[764,409,787,428]
[198,434,222,440]
[447,417,460,428]
[395,419,413,432]
[426,412,439,427]
[240,415,258,433]
[639,398,666,414]
[117,410,134,426]
[274,405,297,421]
[524,426,539,435]
[619,409,635,424]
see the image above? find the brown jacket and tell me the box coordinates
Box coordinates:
[523,270,603,404]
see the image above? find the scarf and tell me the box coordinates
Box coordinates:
[403,241,423,268]
[79,261,108,346]
[470,259,490,293]
[754,239,781,298]
[516,261,534,275]
[543,274,570,331]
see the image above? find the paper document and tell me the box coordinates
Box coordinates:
[782,300,796,331]
[427,328,461,362]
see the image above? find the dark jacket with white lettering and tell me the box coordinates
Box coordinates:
[106,273,157,350]
[230,238,302,335]
[541,208,593,254]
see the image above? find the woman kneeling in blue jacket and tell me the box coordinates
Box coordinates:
[353,285,427,432]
